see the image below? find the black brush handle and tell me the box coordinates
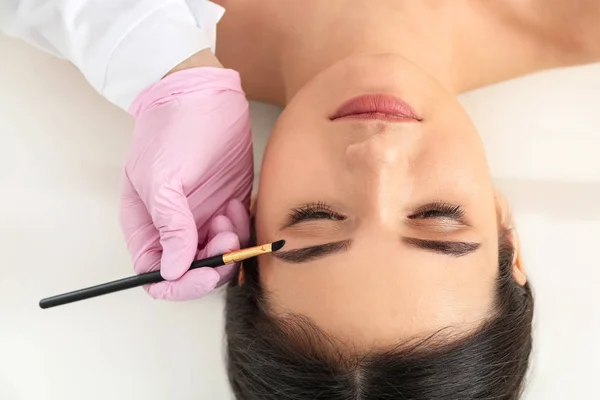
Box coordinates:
[39,254,224,309]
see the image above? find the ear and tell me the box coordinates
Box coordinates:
[250,195,258,216]
[238,264,246,286]
[494,189,527,286]
[510,229,527,286]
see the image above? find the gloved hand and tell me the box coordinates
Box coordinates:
[120,67,253,301]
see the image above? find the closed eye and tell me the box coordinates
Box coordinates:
[409,202,465,222]
[285,202,346,227]
[284,202,466,228]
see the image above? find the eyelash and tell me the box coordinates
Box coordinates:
[288,202,465,223]
[408,202,465,220]
[288,202,346,222]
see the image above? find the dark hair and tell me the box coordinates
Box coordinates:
[225,229,534,400]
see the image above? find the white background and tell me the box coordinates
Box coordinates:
[1,35,599,399]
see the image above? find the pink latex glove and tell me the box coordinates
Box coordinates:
[120,68,253,300]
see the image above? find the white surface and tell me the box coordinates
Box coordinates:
[1,35,599,399]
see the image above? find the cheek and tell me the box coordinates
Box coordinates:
[261,130,330,187]
[259,104,348,192]
[415,146,494,209]
[416,117,491,181]
[256,125,339,240]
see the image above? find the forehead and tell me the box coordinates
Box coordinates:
[260,235,497,348]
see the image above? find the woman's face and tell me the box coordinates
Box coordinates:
[255,54,501,348]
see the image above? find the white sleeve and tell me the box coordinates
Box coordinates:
[0,0,225,110]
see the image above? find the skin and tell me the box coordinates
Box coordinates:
[188,0,597,347]
[256,54,501,346]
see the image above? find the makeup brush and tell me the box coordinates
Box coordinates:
[39,240,285,309]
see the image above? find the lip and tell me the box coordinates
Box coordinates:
[330,94,421,122]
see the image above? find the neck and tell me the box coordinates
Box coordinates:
[270,1,464,102]
[215,0,554,105]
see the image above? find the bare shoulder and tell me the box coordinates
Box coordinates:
[165,49,223,77]
[453,0,600,92]
[484,0,600,66]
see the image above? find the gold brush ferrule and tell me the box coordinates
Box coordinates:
[222,243,274,264]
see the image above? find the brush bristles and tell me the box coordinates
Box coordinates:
[271,240,286,252]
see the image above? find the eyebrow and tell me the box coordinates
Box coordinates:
[402,237,481,257]
[272,238,480,264]
[273,240,352,263]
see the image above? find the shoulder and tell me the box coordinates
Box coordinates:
[165,49,223,77]
[490,0,600,66]
[454,0,600,93]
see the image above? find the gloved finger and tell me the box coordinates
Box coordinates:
[207,214,235,242]
[144,226,241,300]
[198,230,240,259]
[225,199,251,247]
[120,174,162,274]
[198,230,241,285]
[145,267,221,301]
[149,182,198,281]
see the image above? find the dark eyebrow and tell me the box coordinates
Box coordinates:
[402,237,481,257]
[273,240,352,264]
[273,238,478,263]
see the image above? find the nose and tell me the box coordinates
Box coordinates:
[345,129,416,226]
[346,131,407,166]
